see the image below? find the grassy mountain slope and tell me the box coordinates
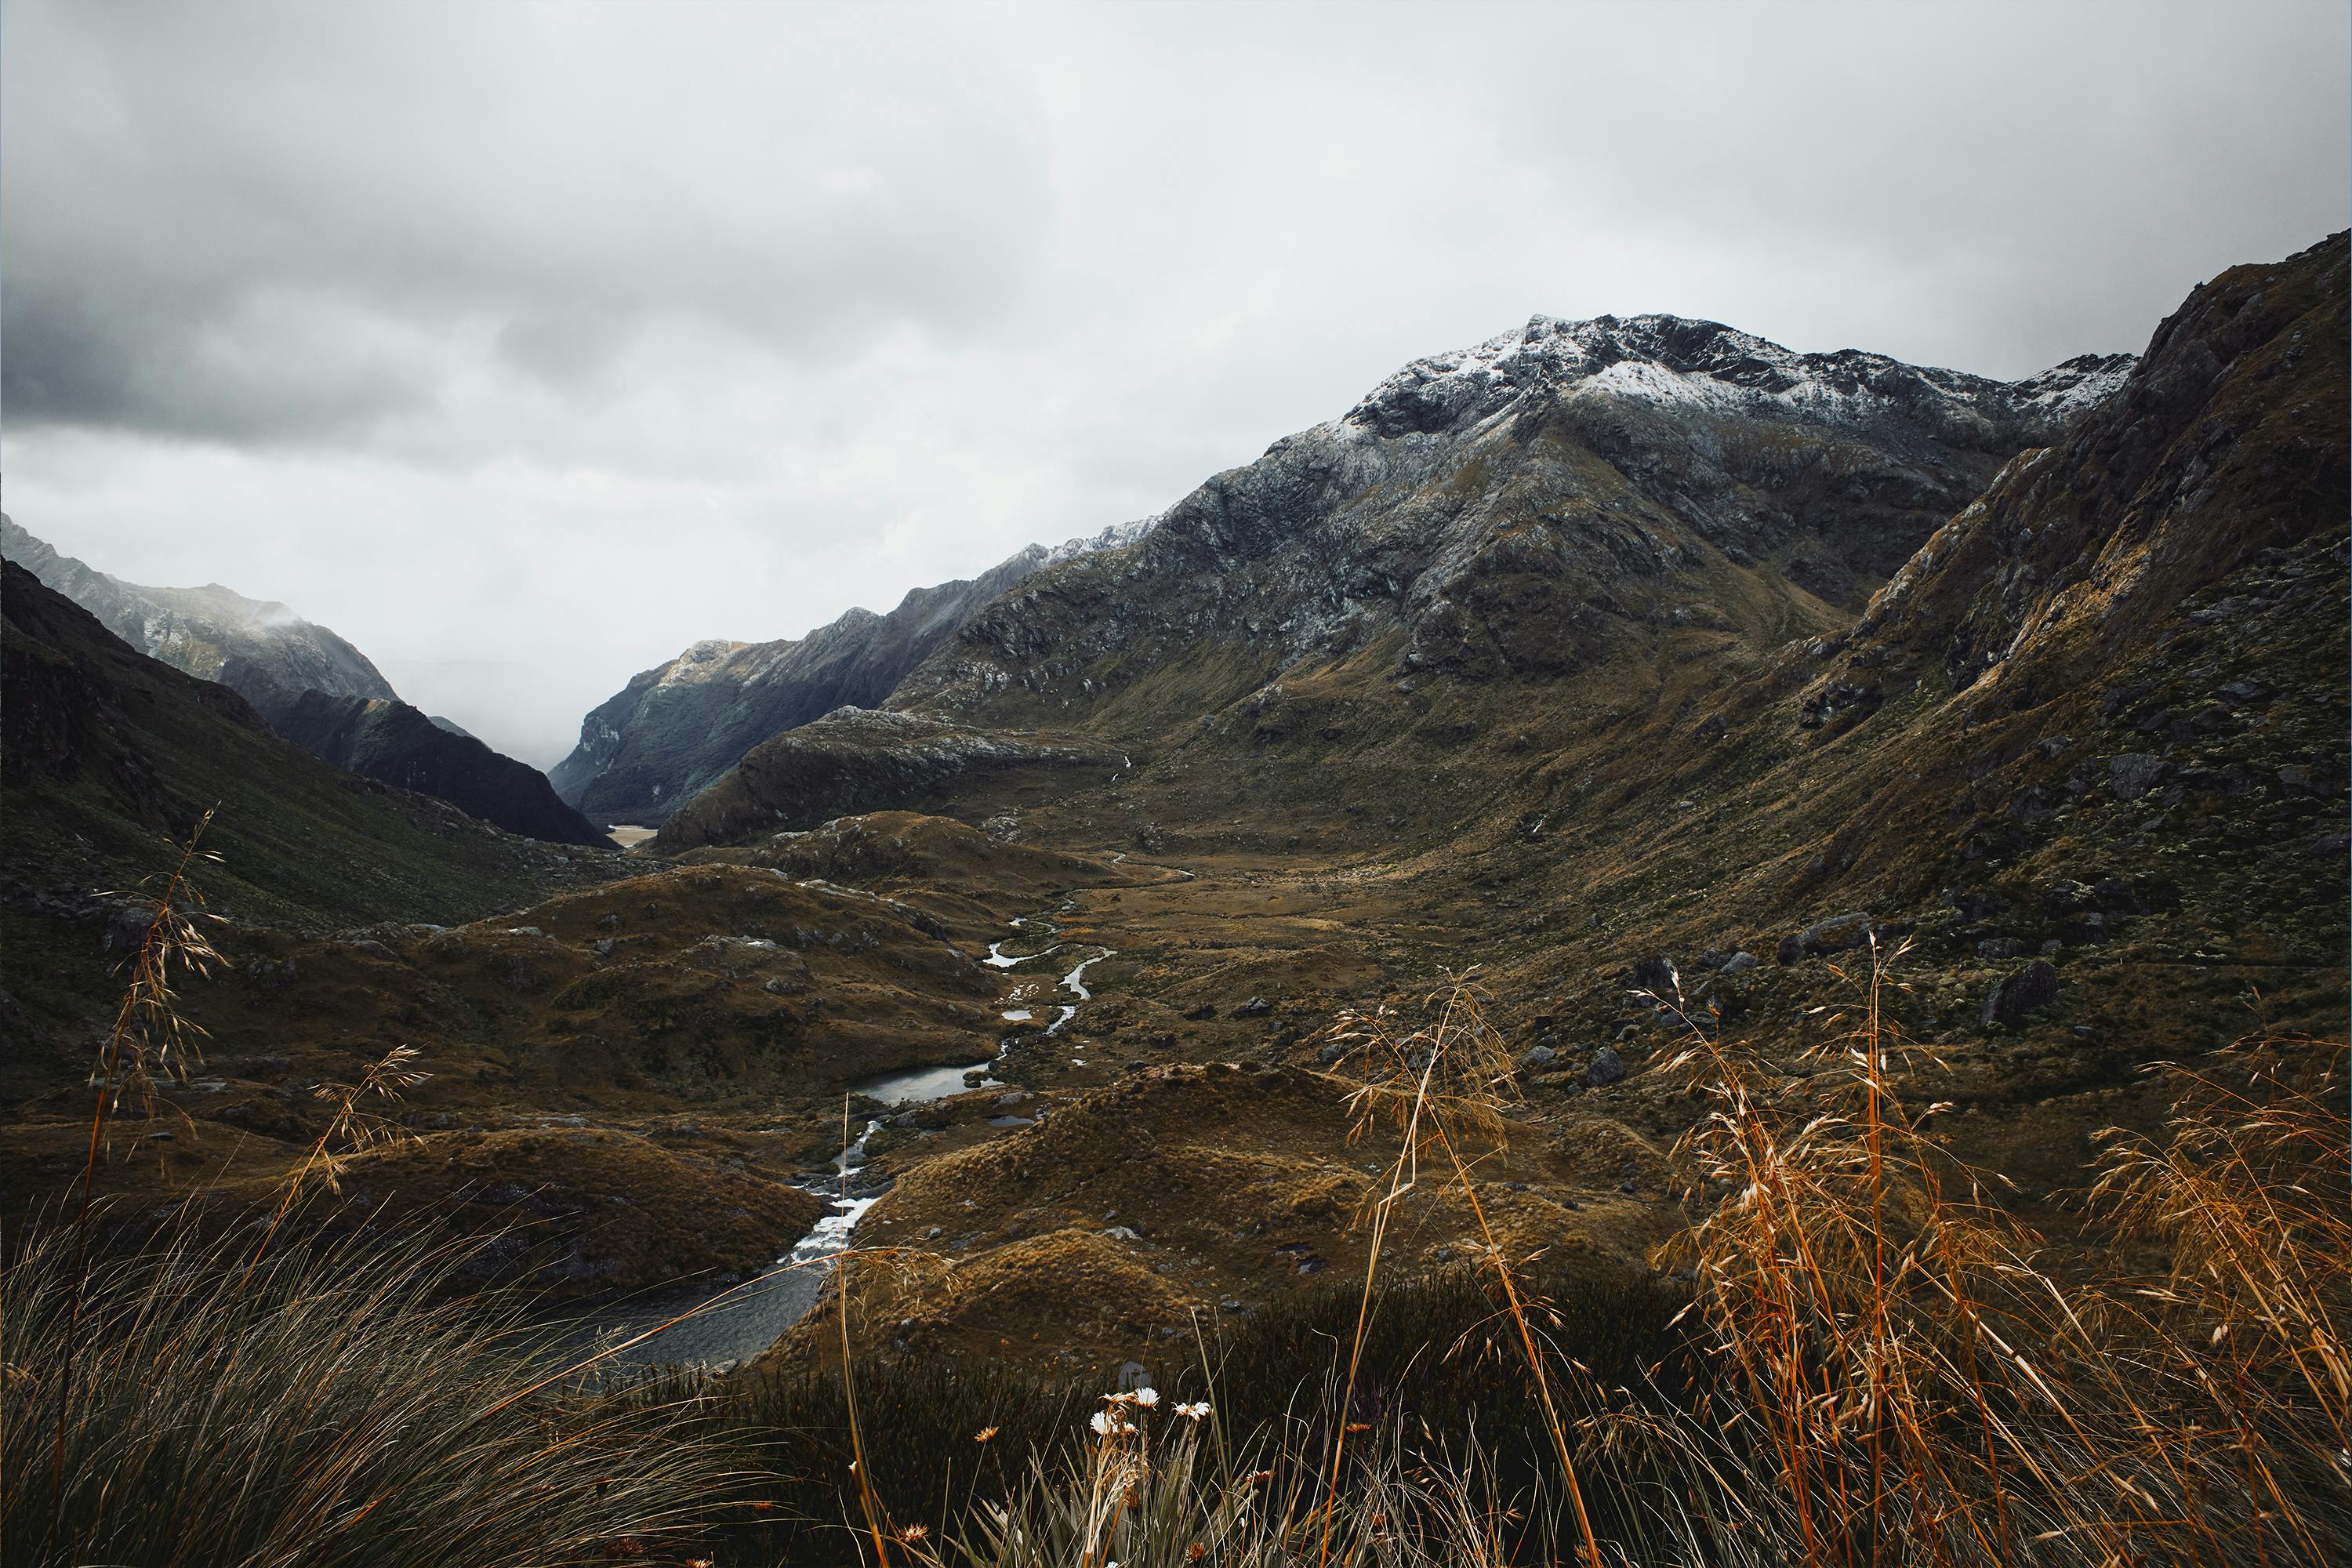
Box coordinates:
[621,236,2346,1374]
[0,563,626,1078]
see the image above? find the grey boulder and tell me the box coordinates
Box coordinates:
[1981,960,2061,1028]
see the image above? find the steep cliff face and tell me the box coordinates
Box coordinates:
[0,517,398,707]
[552,524,1150,826]
[252,689,606,846]
[886,316,2132,731]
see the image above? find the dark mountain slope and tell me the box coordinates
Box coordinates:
[252,689,605,846]
[1841,231,2349,708]
[3,518,595,844]
[1465,231,2349,1067]
[2,562,622,1062]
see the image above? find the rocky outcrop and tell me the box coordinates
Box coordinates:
[1834,232,2348,711]
[2,516,397,708]
[554,530,1149,826]
[1981,960,2062,1027]
[252,689,605,846]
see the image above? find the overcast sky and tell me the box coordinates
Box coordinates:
[5,0,2346,765]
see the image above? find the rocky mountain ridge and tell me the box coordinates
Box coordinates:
[644,307,2142,851]
[875,315,2135,736]
[1,515,397,706]
[551,522,1160,826]
[1345,312,2131,442]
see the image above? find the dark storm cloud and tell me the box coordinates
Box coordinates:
[2,0,1052,442]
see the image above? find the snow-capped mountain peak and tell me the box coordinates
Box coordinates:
[1344,311,2134,441]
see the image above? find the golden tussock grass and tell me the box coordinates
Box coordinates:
[12,819,2347,1566]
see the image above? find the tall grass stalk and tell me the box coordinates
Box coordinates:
[50,810,224,1525]
[1328,983,1607,1568]
[1644,938,2351,1566]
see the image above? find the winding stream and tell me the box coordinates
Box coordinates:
[585,910,1115,1370]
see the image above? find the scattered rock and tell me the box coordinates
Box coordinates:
[1181,1004,1218,1021]
[1777,912,1875,965]
[1586,1046,1627,1087]
[2042,880,2097,915]
[1627,956,1679,996]
[1717,951,1759,975]
[2089,877,2142,913]
[2108,753,2168,802]
[1981,960,2061,1028]
[1950,887,2002,924]
[1518,1045,1557,1073]
[1232,996,1274,1018]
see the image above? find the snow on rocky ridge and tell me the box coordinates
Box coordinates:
[1341,312,2135,439]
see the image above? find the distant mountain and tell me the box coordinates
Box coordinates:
[653,321,2133,849]
[550,522,1152,826]
[2,518,600,844]
[1,514,397,706]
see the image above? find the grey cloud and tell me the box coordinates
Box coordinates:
[2,0,1053,442]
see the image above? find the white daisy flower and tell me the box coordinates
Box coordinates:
[1175,1400,1213,1420]
[1131,1387,1160,1407]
